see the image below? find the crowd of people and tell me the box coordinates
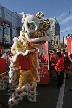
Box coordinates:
[0,45,13,74]
[0,45,72,90]
[49,48,72,89]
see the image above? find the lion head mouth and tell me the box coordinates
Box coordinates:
[29,31,46,38]
[32,41,46,45]
[27,21,36,31]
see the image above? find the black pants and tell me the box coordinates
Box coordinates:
[66,73,68,78]
[57,71,64,87]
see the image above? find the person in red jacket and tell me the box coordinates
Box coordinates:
[0,53,6,74]
[49,52,58,78]
[52,52,64,89]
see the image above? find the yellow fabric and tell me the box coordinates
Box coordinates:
[19,70,33,87]
[29,52,38,80]
[11,39,39,88]
[18,52,39,87]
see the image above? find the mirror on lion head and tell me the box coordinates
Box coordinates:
[21,12,54,45]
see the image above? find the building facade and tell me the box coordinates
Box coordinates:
[48,30,53,49]
[0,4,22,45]
[51,17,60,49]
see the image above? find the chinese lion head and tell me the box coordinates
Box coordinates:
[21,12,54,45]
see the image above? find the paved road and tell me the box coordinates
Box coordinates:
[0,78,60,108]
[0,74,72,108]
[63,74,72,108]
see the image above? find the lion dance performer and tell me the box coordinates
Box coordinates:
[8,12,54,106]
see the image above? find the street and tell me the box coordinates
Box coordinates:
[0,74,72,108]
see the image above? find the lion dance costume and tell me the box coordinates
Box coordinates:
[4,12,54,106]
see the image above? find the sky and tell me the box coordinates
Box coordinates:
[0,0,72,41]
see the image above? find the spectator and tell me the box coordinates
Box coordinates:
[1,52,7,61]
[52,52,64,89]
[0,53,6,74]
[64,53,71,79]
[50,52,58,78]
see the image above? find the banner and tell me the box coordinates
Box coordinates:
[67,38,72,55]
[38,41,50,84]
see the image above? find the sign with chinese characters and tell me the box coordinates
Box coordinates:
[38,66,50,84]
[38,41,50,84]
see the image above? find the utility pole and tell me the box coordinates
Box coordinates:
[63,36,64,48]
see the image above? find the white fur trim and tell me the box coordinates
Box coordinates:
[27,96,36,102]
[12,91,27,97]
[8,97,18,105]
[11,49,35,63]
[49,18,54,25]
[24,15,40,33]
[25,32,48,42]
